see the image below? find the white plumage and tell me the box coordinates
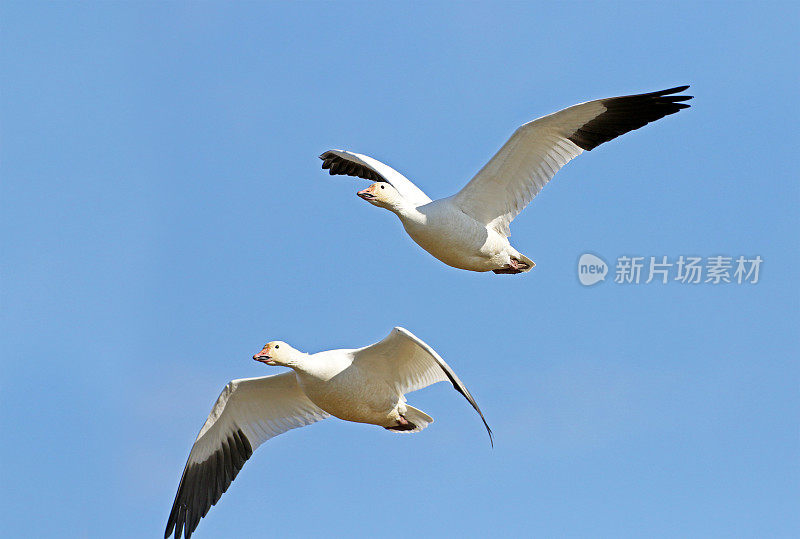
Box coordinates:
[165,327,491,539]
[321,86,692,273]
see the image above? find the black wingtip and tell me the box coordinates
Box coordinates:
[663,84,690,94]
[317,151,388,184]
[568,85,694,151]
[470,404,494,449]
[165,429,255,539]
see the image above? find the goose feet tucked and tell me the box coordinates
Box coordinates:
[492,257,530,274]
[165,327,493,539]
[321,87,692,274]
[385,415,417,432]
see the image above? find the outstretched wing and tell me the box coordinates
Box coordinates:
[353,327,492,446]
[320,149,432,206]
[452,86,693,235]
[165,373,329,539]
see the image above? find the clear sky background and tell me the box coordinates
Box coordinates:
[2,2,798,538]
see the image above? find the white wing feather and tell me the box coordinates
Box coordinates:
[320,149,432,206]
[352,327,492,444]
[191,373,328,461]
[452,86,692,236]
[451,103,596,236]
[165,373,329,539]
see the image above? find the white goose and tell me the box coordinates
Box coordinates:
[165,327,491,539]
[321,86,692,274]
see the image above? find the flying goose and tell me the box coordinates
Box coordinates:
[165,327,491,539]
[321,86,692,274]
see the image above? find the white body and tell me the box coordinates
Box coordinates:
[397,198,528,272]
[165,327,491,539]
[292,348,408,427]
[320,86,692,273]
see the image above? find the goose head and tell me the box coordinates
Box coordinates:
[356,182,403,210]
[253,341,301,367]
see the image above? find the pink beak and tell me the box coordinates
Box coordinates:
[253,346,273,364]
[357,188,376,200]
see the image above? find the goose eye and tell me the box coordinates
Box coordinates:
[275,344,280,349]
[380,185,385,189]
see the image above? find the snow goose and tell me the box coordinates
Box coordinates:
[321,86,692,273]
[164,327,491,539]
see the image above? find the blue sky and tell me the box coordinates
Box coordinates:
[2,2,798,537]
